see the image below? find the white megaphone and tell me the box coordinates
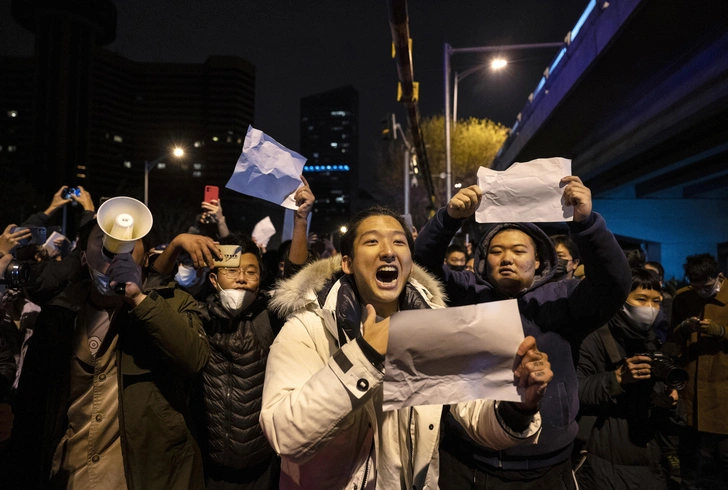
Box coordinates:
[97,196,153,259]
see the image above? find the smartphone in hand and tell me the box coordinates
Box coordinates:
[204,185,219,203]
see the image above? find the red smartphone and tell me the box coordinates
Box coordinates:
[204,185,219,203]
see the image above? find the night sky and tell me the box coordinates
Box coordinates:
[1,0,588,170]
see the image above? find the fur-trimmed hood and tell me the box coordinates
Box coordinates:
[270,256,447,319]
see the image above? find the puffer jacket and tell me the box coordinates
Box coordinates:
[260,257,542,490]
[414,209,631,468]
[8,280,210,490]
[199,293,276,470]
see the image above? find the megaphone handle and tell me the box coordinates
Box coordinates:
[114,283,126,295]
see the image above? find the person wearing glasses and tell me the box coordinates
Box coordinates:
[670,253,727,488]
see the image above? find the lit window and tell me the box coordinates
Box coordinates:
[7,110,18,118]
[237,138,242,144]
[194,140,204,148]
[124,161,132,168]
[341,143,350,148]
[113,135,123,143]
[192,171,202,177]
[157,163,166,169]
[8,145,17,152]
[332,126,343,131]
[341,149,347,153]
[193,163,202,170]
[308,126,314,131]
[226,136,232,143]
[77,165,86,170]
[227,130,234,135]
[336,196,345,203]
[0,145,3,152]
[330,111,348,117]
[77,173,86,178]
[313,152,319,158]
[330,142,338,148]
[212,136,219,142]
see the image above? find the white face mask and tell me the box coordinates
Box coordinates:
[89,266,116,296]
[175,264,199,287]
[218,288,256,316]
[622,303,658,332]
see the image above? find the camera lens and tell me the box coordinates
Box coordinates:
[2,259,31,289]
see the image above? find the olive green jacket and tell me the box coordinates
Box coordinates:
[9,280,210,489]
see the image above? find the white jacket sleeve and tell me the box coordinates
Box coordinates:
[260,312,383,465]
[450,400,542,450]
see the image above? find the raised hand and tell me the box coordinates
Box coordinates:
[0,225,32,254]
[294,175,315,220]
[447,185,483,219]
[561,176,592,222]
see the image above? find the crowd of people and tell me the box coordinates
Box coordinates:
[0,177,725,490]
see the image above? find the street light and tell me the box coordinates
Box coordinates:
[144,147,185,206]
[444,42,564,202]
[453,58,508,128]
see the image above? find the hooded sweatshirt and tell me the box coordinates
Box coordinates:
[414,209,631,468]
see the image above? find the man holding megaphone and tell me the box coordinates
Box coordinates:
[8,197,210,490]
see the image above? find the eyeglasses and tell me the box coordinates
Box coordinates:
[216,267,260,280]
[689,278,717,294]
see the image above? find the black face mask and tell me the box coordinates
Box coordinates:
[449,264,466,272]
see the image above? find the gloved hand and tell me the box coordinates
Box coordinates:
[677,317,701,334]
[698,319,725,338]
[107,253,144,304]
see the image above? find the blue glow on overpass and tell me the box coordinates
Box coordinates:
[303,165,350,172]
[571,0,596,41]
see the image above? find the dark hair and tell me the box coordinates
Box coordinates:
[624,248,646,269]
[550,234,580,262]
[644,261,664,282]
[446,244,467,258]
[340,206,414,258]
[217,233,261,270]
[683,253,719,283]
[630,267,661,292]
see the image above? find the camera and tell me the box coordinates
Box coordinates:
[61,187,81,200]
[637,351,688,390]
[1,259,31,289]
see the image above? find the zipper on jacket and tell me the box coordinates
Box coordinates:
[498,450,503,468]
[408,407,415,477]
[223,360,232,466]
[361,438,375,489]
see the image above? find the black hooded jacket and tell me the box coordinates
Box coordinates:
[415,209,631,469]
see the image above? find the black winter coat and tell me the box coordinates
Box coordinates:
[576,314,673,490]
[198,293,282,470]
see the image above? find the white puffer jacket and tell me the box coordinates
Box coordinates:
[261,257,541,490]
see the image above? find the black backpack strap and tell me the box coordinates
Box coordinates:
[597,324,624,365]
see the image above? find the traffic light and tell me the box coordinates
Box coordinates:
[381,113,397,140]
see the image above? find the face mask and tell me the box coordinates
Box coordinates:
[218,289,256,316]
[622,303,658,332]
[696,277,722,299]
[89,266,116,296]
[449,265,466,272]
[175,264,199,287]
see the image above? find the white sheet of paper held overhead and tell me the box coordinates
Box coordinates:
[226,125,305,210]
[382,300,525,411]
[475,157,573,223]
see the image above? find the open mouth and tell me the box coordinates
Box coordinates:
[376,265,399,287]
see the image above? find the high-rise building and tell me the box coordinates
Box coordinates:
[1,48,266,239]
[300,86,359,232]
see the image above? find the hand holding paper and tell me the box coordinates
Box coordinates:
[447,185,483,219]
[513,336,553,411]
[560,175,592,222]
[226,126,306,209]
[383,300,526,411]
[476,157,573,223]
